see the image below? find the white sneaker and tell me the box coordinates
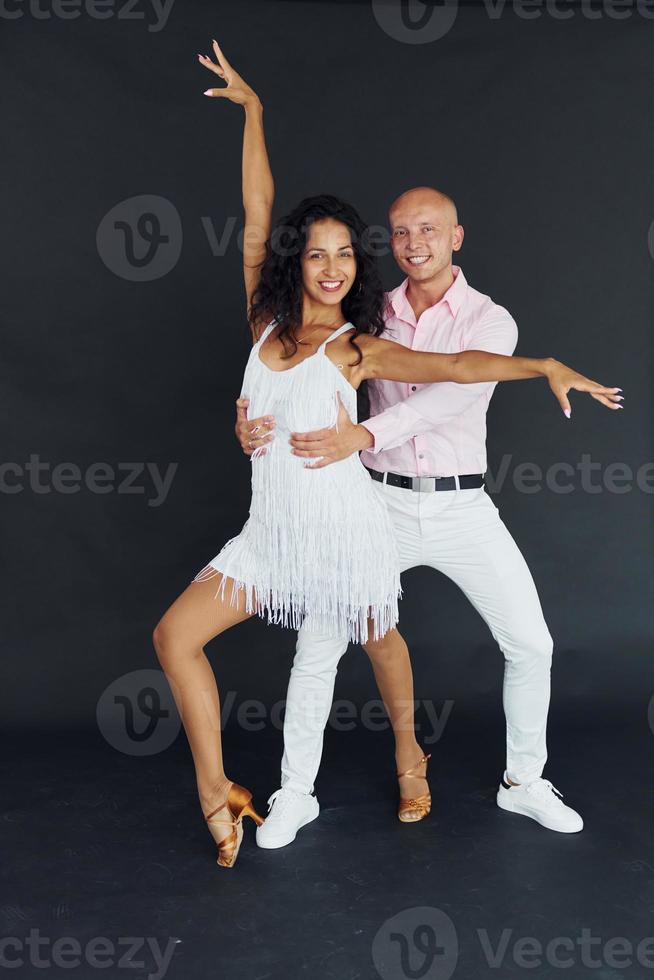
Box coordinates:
[497,773,584,833]
[255,787,320,849]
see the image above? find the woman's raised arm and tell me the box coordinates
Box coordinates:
[199,40,274,335]
[360,335,623,415]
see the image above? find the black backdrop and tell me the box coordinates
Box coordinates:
[3,0,653,734]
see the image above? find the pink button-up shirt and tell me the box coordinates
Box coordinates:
[360,266,518,478]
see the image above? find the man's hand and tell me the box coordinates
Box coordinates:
[289,392,374,468]
[235,398,276,456]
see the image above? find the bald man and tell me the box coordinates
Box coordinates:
[237,187,583,847]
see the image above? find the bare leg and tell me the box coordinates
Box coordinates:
[152,573,253,836]
[363,622,428,803]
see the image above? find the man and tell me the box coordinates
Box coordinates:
[235,186,584,846]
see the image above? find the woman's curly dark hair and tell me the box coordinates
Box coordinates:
[248,194,387,366]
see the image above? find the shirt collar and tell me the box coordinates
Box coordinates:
[389,265,467,323]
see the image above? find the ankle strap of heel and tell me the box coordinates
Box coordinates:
[397,752,432,779]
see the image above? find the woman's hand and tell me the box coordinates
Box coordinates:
[198,39,259,106]
[544,358,623,417]
[198,39,272,326]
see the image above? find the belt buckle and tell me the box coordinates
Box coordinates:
[412,476,436,492]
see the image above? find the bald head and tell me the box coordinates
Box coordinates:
[389,186,458,225]
[388,186,464,283]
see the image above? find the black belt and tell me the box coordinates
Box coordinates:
[366,467,485,492]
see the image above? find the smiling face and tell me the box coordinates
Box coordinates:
[300,218,358,308]
[389,187,464,285]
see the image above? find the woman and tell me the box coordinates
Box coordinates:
[152,40,621,869]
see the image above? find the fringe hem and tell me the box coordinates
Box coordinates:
[192,562,402,645]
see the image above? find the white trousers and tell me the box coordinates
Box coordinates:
[281,481,553,793]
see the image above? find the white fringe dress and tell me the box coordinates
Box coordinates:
[192,319,402,644]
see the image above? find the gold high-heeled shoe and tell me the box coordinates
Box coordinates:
[397,752,432,823]
[205,783,264,868]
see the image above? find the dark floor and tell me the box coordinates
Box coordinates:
[3,713,654,980]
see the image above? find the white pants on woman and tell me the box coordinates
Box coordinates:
[281,481,553,792]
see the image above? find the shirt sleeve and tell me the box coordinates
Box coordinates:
[361,307,518,454]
